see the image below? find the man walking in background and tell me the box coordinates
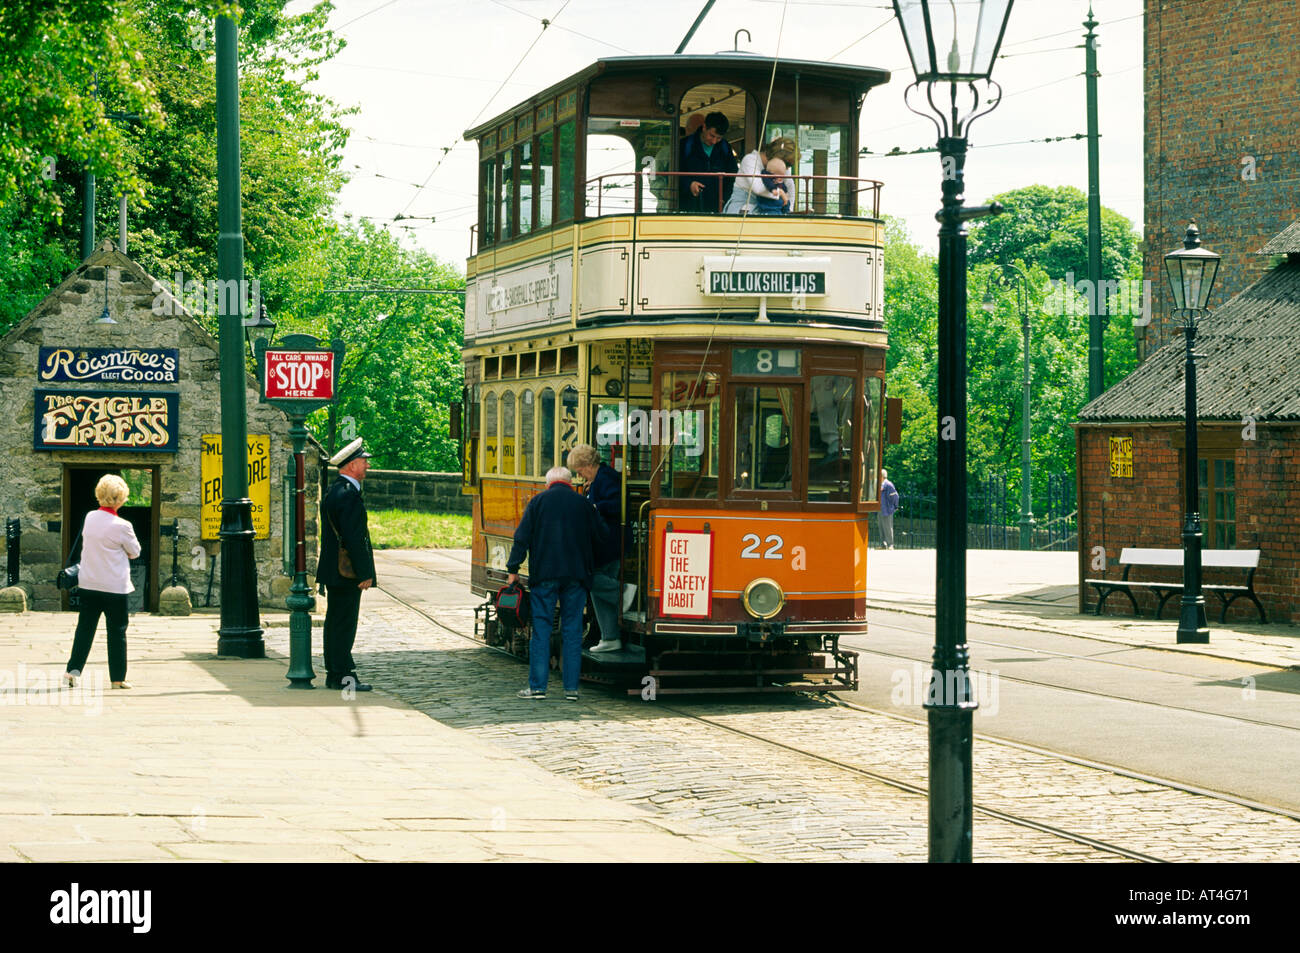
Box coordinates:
[507,466,608,700]
[879,469,899,550]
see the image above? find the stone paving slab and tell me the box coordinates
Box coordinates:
[0,611,760,863]
[866,549,1300,669]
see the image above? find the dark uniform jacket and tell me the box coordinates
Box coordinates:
[585,463,624,566]
[679,128,737,213]
[317,475,376,586]
[507,481,608,589]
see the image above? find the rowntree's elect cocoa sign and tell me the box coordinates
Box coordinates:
[263,350,335,401]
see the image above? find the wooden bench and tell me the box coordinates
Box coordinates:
[1086,547,1267,623]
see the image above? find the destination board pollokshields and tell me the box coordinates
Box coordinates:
[708,271,826,296]
[660,529,714,618]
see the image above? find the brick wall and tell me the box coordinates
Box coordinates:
[359,469,471,515]
[1142,1,1300,358]
[1077,423,1300,623]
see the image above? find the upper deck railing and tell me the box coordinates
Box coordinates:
[469,171,884,259]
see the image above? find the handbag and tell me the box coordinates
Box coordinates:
[495,582,531,629]
[327,513,358,579]
[56,531,82,591]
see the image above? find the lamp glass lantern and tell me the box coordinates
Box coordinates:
[1164,223,1220,313]
[244,302,277,355]
[893,0,1014,83]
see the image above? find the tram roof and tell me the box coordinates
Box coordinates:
[464,54,892,140]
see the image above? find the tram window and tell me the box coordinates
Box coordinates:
[500,149,515,239]
[519,352,537,376]
[559,346,578,374]
[593,401,652,479]
[484,392,499,475]
[733,386,795,493]
[538,133,554,230]
[480,157,497,247]
[556,121,575,224]
[808,375,855,503]
[518,141,534,235]
[585,118,673,216]
[764,123,850,215]
[658,371,720,499]
[560,386,579,459]
[520,389,535,478]
[539,387,556,473]
[538,350,556,375]
[501,391,516,476]
[484,356,499,379]
[860,376,883,503]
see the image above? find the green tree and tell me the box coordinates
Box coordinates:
[278,219,466,472]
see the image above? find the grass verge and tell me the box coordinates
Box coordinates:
[368,510,472,549]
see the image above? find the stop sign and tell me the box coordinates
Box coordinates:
[264,349,336,400]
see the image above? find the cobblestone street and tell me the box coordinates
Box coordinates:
[265,578,1300,863]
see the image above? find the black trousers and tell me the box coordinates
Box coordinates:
[323,581,362,677]
[67,589,129,682]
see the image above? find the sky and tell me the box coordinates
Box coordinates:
[296,0,1145,271]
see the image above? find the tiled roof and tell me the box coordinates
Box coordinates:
[1078,259,1300,421]
[1258,218,1300,255]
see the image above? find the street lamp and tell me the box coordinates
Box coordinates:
[892,0,1015,864]
[982,267,1034,550]
[1164,222,1220,645]
[244,301,277,361]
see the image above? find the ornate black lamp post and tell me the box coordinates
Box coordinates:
[892,0,1015,863]
[982,266,1034,549]
[1164,222,1220,645]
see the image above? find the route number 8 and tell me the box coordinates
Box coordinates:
[740,533,783,559]
[756,349,773,373]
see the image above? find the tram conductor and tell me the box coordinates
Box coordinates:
[317,437,376,691]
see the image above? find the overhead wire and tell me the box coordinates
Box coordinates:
[392,0,573,221]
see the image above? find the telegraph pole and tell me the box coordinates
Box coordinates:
[1085,5,1105,399]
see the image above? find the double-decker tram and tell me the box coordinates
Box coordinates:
[455,53,900,694]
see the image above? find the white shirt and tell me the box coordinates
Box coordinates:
[731,150,792,204]
[76,508,141,594]
[341,474,360,492]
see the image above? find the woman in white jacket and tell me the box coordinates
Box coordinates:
[723,136,798,215]
[65,474,141,689]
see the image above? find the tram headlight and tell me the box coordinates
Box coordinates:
[742,577,785,620]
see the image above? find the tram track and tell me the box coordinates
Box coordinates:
[374,579,1286,863]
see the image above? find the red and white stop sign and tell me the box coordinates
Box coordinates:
[264,350,335,400]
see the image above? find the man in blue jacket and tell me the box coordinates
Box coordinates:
[506,466,608,700]
[679,111,737,213]
[568,444,623,653]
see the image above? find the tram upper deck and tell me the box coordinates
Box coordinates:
[463,55,891,345]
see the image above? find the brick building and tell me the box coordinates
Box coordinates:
[1075,222,1300,624]
[1141,0,1300,360]
[0,241,322,613]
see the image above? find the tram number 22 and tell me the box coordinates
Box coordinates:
[740,533,783,559]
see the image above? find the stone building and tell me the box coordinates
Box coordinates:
[1141,0,1300,358]
[1075,221,1300,624]
[0,241,322,612]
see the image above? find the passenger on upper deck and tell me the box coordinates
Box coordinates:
[679,111,737,214]
[723,136,796,215]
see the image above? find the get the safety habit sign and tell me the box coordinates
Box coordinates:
[660,530,713,618]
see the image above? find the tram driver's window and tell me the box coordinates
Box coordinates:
[733,386,795,492]
[658,371,720,499]
[585,118,674,217]
[808,375,855,502]
[860,377,883,503]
